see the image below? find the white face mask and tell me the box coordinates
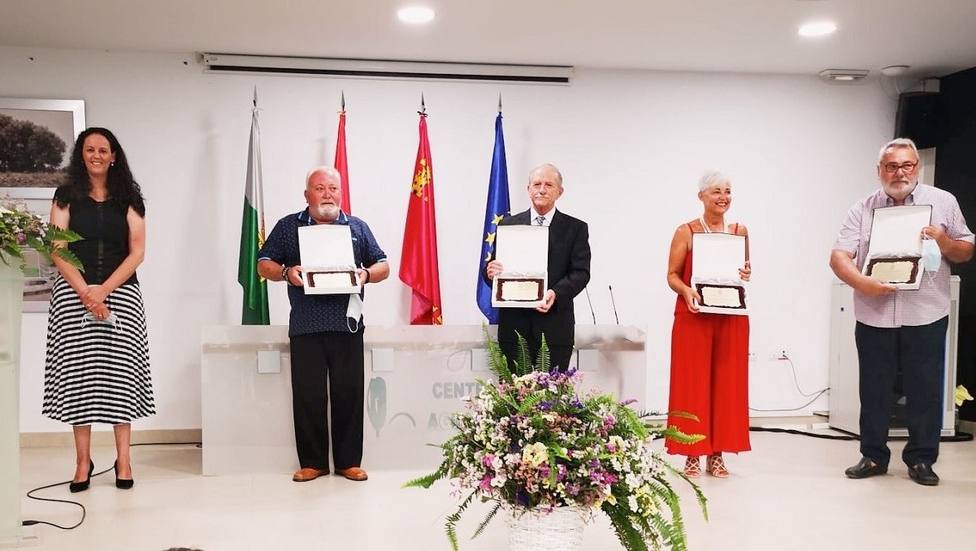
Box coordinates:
[346,293,363,333]
[81,311,123,332]
[922,239,942,272]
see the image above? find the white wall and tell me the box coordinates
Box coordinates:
[2,46,895,432]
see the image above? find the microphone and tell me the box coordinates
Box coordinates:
[608,285,620,325]
[584,287,596,324]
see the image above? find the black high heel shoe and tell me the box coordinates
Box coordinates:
[114,460,134,490]
[69,460,94,493]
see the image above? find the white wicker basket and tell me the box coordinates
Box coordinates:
[506,506,587,551]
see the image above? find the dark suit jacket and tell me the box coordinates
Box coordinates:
[493,209,591,346]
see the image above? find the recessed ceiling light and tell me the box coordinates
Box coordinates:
[818,69,869,82]
[398,6,436,24]
[798,21,837,37]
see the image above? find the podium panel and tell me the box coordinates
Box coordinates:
[202,325,645,475]
[0,265,25,543]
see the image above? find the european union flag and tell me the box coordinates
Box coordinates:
[476,112,511,323]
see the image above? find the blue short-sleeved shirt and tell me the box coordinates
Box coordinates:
[258,209,387,337]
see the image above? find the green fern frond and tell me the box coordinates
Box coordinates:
[471,501,502,540]
[445,490,478,551]
[515,332,532,376]
[537,335,551,372]
[603,503,649,551]
[403,460,450,489]
[517,393,545,414]
[658,425,705,445]
[484,325,514,383]
[665,410,700,422]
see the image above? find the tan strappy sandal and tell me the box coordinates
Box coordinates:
[707,454,729,478]
[683,456,702,478]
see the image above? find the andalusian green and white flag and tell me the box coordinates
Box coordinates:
[238,89,269,325]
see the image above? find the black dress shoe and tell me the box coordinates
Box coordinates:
[844,457,887,479]
[69,460,95,493]
[114,460,134,490]
[908,463,939,486]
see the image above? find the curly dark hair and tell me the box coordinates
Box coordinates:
[55,127,146,216]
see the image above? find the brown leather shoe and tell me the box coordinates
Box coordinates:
[292,467,330,482]
[335,466,368,481]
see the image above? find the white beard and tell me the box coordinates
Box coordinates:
[315,204,340,221]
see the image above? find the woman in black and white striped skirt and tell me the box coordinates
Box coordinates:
[44,127,155,492]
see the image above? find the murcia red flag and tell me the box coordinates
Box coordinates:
[334,109,352,214]
[399,113,443,325]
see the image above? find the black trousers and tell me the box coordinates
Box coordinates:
[500,337,573,373]
[289,329,364,470]
[855,316,947,467]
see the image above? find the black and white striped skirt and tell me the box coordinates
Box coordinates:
[43,277,155,425]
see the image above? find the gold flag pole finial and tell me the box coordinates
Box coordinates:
[419,92,427,116]
[340,90,346,112]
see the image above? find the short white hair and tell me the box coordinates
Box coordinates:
[305,166,341,187]
[878,138,919,165]
[529,163,563,187]
[698,170,730,192]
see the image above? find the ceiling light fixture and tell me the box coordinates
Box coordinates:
[397,6,436,24]
[819,69,869,82]
[798,21,837,37]
[881,65,911,77]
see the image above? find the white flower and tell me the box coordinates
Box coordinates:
[522,442,549,467]
[628,495,639,512]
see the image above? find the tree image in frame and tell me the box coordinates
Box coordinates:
[0,113,68,187]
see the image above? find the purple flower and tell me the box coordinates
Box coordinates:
[619,398,638,407]
[479,476,493,491]
[556,464,568,481]
[15,232,27,245]
[539,401,552,411]
[516,491,530,507]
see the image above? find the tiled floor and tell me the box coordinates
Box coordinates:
[12,430,976,550]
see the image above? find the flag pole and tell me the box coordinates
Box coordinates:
[419,92,427,117]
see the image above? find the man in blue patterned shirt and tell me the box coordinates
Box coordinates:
[258,166,389,483]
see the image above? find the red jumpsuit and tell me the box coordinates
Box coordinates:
[666,225,751,456]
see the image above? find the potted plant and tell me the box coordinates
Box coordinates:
[406,334,707,551]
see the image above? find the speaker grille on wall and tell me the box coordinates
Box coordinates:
[894,92,943,149]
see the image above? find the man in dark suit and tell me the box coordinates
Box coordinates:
[486,163,591,370]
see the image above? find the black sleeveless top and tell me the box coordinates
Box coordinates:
[55,187,138,286]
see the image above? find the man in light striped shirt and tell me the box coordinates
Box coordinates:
[830,138,974,486]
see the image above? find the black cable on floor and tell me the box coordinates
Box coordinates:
[750,425,974,443]
[22,441,202,530]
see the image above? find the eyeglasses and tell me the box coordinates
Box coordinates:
[882,161,918,174]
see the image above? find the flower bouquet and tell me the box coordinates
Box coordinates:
[406,334,707,551]
[0,197,82,272]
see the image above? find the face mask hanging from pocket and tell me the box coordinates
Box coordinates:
[922,239,942,272]
[346,293,364,333]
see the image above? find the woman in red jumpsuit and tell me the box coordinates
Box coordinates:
[666,170,751,478]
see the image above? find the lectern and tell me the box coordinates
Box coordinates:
[0,265,24,543]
